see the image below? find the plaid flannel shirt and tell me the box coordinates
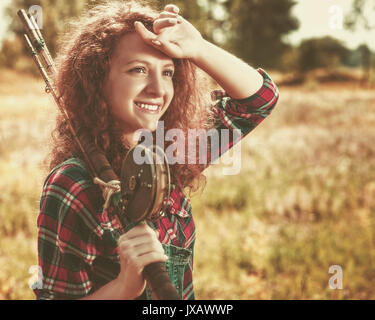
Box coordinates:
[34,68,279,300]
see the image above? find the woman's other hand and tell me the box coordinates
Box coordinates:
[116,223,167,299]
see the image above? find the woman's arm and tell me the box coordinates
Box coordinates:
[190,40,264,100]
[134,3,264,99]
[80,278,130,300]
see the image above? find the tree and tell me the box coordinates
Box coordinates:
[344,0,375,84]
[357,44,372,83]
[3,0,300,72]
[0,37,24,68]
[4,0,211,63]
[223,0,299,69]
[5,0,88,58]
[345,0,375,31]
[297,36,350,72]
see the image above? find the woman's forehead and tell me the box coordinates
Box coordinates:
[111,32,173,66]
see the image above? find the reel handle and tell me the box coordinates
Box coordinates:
[143,262,180,300]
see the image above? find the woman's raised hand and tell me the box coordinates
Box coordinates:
[134,4,203,60]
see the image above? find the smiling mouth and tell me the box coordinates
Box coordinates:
[134,101,162,114]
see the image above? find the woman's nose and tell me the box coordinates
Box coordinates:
[145,73,165,96]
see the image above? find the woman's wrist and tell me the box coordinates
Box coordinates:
[79,277,136,300]
[189,38,210,66]
[113,276,137,300]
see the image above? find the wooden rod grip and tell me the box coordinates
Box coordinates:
[143,262,180,300]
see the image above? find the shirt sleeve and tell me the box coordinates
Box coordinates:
[34,162,105,300]
[206,68,279,164]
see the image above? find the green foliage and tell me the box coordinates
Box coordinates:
[1,0,299,71]
[0,37,24,68]
[277,45,299,71]
[345,45,366,67]
[297,36,351,72]
[225,0,299,69]
[344,1,374,83]
[5,0,88,58]
[357,44,372,68]
[345,0,375,31]
[5,0,372,74]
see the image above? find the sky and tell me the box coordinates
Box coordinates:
[286,0,375,50]
[0,0,11,43]
[0,0,374,50]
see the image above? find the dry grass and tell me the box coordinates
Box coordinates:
[192,79,375,299]
[1,69,375,299]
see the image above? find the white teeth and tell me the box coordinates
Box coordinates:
[136,102,159,111]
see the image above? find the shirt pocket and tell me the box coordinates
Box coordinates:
[144,243,192,300]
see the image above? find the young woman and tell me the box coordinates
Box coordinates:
[35,1,279,300]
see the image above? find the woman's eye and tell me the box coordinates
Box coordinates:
[129,67,173,77]
[164,69,174,77]
[131,67,146,74]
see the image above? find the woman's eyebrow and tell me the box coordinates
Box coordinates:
[125,59,174,68]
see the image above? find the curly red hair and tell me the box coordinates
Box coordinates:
[48,0,216,194]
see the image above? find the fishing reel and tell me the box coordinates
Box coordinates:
[118,144,180,300]
[118,144,171,224]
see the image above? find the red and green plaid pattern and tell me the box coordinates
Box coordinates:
[34,68,279,300]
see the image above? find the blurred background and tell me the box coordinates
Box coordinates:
[0,0,375,299]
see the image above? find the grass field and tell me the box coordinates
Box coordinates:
[1,69,375,300]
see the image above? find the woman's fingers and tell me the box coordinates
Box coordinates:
[164,4,179,14]
[134,19,180,51]
[134,20,169,48]
[159,11,177,19]
[119,222,156,241]
[120,242,165,261]
[119,233,163,253]
[118,226,167,274]
[134,21,158,42]
[158,11,183,22]
[153,17,180,34]
[127,251,168,274]
[125,241,164,257]
[119,248,167,274]
[118,223,163,256]
[134,4,183,49]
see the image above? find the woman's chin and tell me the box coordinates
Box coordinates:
[139,119,160,133]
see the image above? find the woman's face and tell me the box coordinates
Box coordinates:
[104,32,175,137]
